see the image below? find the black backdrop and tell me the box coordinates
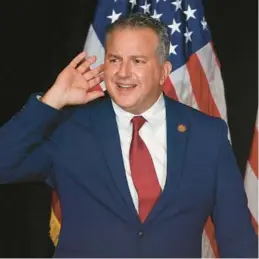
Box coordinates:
[0,0,257,257]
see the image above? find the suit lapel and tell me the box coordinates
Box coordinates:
[88,97,139,222]
[145,95,189,225]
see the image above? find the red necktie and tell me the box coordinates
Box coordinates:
[129,116,161,223]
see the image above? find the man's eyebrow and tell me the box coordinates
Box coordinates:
[107,54,148,60]
[131,55,148,60]
[107,54,122,59]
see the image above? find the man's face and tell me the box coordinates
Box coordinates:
[104,27,171,114]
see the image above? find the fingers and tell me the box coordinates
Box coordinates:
[75,72,104,91]
[84,91,105,103]
[69,52,87,68]
[68,52,97,74]
[80,64,104,89]
[69,52,104,90]
[83,64,104,81]
[76,56,96,74]
[87,73,104,89]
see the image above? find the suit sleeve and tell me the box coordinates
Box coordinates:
[0,94,60,184]
[212,120,258,258]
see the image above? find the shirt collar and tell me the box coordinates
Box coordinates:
[111,93,165,127]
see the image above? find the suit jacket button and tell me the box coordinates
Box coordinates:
[138,231,144,238]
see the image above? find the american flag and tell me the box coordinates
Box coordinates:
[50,0,258,256]
[244,113,258,236]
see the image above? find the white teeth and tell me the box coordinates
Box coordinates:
[118,84,135,88]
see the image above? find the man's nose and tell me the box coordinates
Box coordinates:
[117,61,131,78]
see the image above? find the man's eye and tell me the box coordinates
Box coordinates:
[109,59,117,63]
[135,59,145,64]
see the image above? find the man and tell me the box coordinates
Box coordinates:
[0,13,257,257]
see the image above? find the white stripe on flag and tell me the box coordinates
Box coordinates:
[169,65,199,109]
[202,230,216,258]
[84,25,106,91]
[245,162,258,222]
[197,43,227,122]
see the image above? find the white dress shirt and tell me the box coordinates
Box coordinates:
[112,94,167,213]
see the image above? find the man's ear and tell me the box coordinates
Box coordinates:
[160,61,172,85]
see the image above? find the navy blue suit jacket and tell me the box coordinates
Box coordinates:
[0,94,257,257]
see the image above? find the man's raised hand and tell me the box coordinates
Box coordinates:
[41,52,105,109]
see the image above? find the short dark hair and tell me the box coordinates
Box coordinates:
[105,12,170,63]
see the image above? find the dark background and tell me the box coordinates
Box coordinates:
[0,0,257,257]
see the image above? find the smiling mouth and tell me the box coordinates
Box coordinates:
[116,84,137,89]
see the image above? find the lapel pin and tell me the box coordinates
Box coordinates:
[178,124,187,133]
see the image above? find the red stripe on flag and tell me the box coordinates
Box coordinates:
[205,217,219,257]
[163,77,178,101]
[186,54,221,118]
[89,84,103,92]
[248,128,258,178]
[52,191,62,222]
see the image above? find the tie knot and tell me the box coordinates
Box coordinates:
[131,116,146,132]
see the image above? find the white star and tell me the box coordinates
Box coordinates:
[152,10,163,20]
[184,27,193,42]
[201,17,208,30]
[171,0,182,11]
[129,0,137,9]
[168,19,181,35]
[169,43,178,55]
[140,0,151,14]
[183,5,197,21]
[107,10,122,23]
